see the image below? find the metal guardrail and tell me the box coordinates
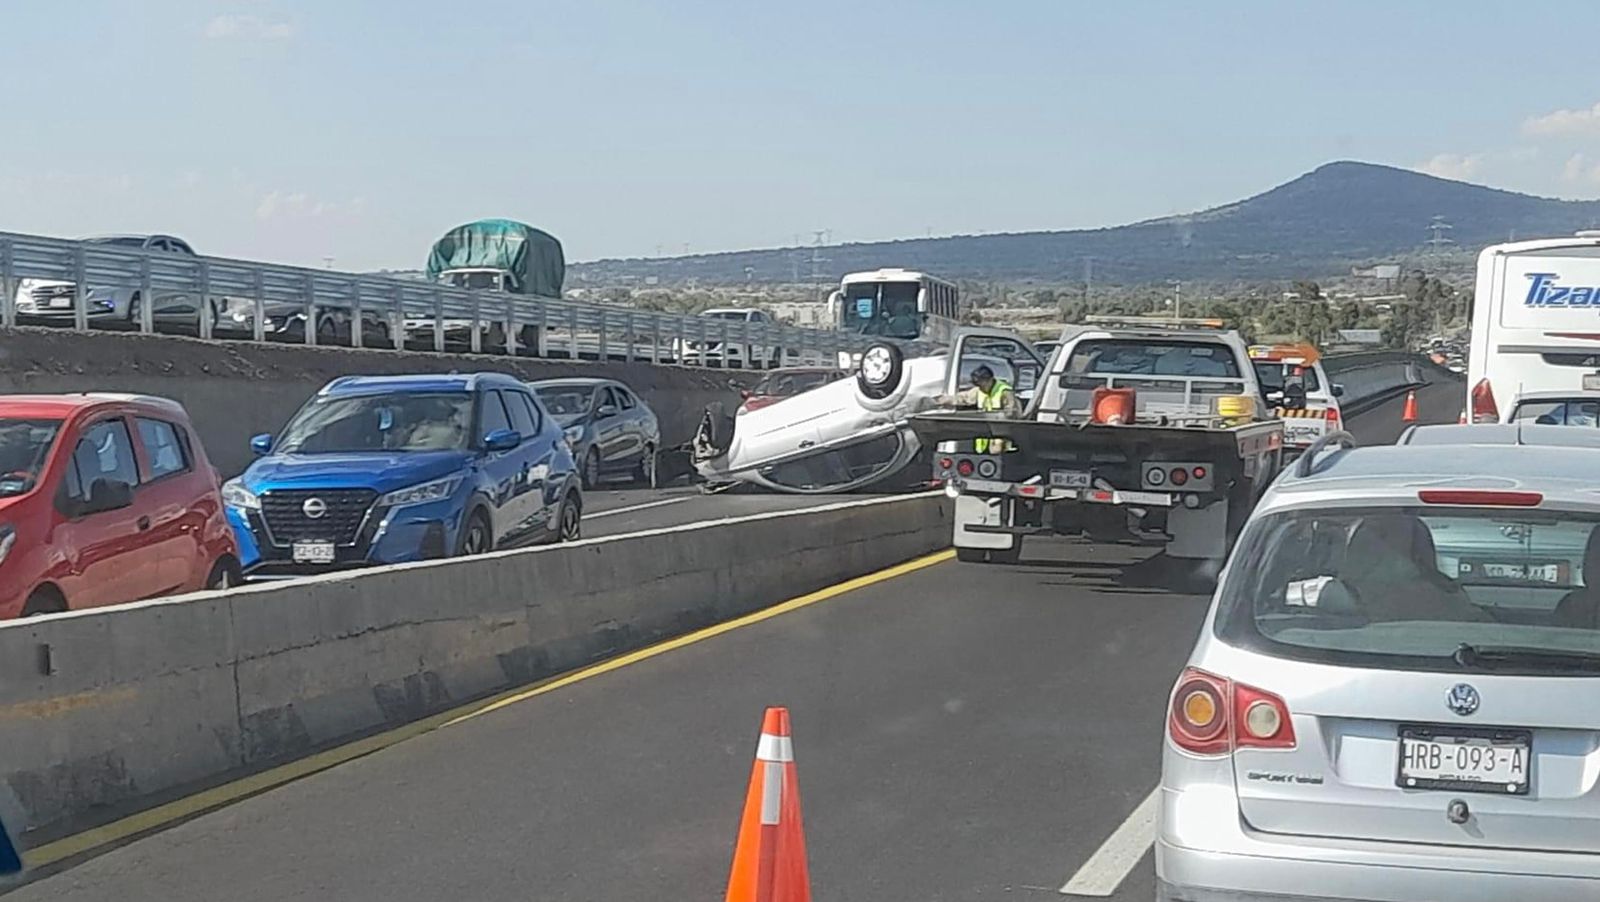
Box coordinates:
[0,231,882,370]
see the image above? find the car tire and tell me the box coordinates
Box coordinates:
[702,401,734,454]
[457,509,493,557]
[956,548,988,564]
[316,315,342,346]
[857,342,904,400]
[22,585,66,617]
[582,448,602,489]
[636,444,658,488]
[558,491,582,542]
[206,557,242,591]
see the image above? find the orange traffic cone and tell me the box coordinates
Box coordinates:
[1402,390,1419,423]
[725,708,811,902]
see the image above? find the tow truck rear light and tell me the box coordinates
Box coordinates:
[1191,466,1207,479]
[1324,406,1340,425]
[1167,668,1297,756]
[1419,489,1542,507]
[956,459,975,477]
[1470,378,1499,424]
[1091,387,1136,425]
[1169,467,1189,486]
[939,457,954,471]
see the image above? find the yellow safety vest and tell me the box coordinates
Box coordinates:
[974,380,1012,453]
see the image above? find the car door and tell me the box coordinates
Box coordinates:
[610,386,645,462]
[53,415,162,607]
[131,415,207,594]
[474,390,530,546]
[944,330,1046,407]
[500,388,553,536]
[593,387,628,466]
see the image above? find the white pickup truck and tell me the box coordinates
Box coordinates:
[908,318,1286,564]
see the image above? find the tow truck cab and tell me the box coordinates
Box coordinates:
[914,317,1284,565]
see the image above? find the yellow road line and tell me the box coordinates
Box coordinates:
[22,548,953,871]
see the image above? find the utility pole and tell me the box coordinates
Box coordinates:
[1084,256,1094,305]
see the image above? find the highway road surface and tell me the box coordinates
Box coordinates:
[6,378,1461,902]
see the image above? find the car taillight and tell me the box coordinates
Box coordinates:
[956,459,975,477]
[1234,683,1296,749]
[1470,378,1499,424]
[1168,669,1229,755]
[1167,667,1297,756]
[1419,489,1543,507]
[1324,406,1340,425]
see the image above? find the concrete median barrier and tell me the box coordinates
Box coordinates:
[0,326,738,475]
[0,493,951,847]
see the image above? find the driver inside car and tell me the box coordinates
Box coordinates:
[1340,514,1490,624]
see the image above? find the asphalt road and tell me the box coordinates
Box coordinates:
[581,482,863,538]
[8,379,1462,902]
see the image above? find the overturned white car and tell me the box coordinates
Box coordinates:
[692,328,1045,493]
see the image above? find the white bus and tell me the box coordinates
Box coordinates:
[830,269,963,345]
[1467,231,1600,422]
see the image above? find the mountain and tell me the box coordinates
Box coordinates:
[571,162,1600,286]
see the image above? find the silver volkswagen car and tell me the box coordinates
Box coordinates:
[1159,424,1600,901]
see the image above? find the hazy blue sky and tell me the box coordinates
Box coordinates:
[4,1,1600,269]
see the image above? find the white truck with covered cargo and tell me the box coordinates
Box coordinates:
[908,318,1285,564]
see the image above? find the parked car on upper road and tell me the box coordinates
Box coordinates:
[0,393,239,619]
[529,378,660,488]
[223,372,582,575]
[1159,425,1600,902]
[12,234,223,333]
[674,308,786,368]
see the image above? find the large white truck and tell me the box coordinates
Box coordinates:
[908,318,1285,564]
[1467,230,1600,423]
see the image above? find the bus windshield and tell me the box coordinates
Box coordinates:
[842,282,922,338]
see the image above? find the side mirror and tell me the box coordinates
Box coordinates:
[484,429,521,452]
[597,404,619,417]
[80,478,134,516]
[1264,390,1284,403]
[1332,383,1346,398]
[250,433,273,455]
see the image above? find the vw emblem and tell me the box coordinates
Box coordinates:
[302,497,328,519]
[1446,683,1480,717]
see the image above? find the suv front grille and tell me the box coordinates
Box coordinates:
[260,489,378,545]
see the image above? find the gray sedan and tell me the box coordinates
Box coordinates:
[530,378,661,488]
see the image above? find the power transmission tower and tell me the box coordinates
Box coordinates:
[809,230,831,302]
[1426,216,1454,253]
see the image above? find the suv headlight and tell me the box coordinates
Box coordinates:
[0,523,15,566]
[378,475,464,507]
[221,479,260,510]
[563,425,584,445]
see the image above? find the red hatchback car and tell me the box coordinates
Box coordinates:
[0,393,239,619]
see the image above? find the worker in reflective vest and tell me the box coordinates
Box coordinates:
[938,365,1018,453]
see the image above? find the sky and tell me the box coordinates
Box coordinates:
[5,1,1600,270]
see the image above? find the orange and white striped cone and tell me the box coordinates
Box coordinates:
[1402,389,1419,423]
[725,707,811,902]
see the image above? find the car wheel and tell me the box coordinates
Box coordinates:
[316,315,342,345]
[457,509,493,556]
[636,444,657,487]
[583,448,602,489]
[857,342,904,400]
[206,557,242,591]
[558,492,582,542]
[22,585,66,616]
[956,548,988,564]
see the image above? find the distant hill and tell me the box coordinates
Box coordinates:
[571,161,1600,286]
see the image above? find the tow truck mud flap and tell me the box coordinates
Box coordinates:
[1165,498,1228,559]
[955,494,1014,550]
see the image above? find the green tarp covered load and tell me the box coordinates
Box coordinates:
[425,219,565,297]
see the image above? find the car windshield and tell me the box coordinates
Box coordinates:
[1511,399,1600,426]
[1252,360,1323,393]
[85,236,148,248]
[1067,340,1242,378]
[534,387,595,425]
[276,392,474,453]
[841,283,921,339]
[1217,505,1600,674]
[703,311,751,320]
[0,418,62,496]
[444,271,509,290]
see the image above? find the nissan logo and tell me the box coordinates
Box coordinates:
[302,497,328,519]
[1446,683,1480,717]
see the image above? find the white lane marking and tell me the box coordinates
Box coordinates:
[1059,787,1159,896]
[586,497,692,519]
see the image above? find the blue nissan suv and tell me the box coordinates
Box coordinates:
[222,372,583,574]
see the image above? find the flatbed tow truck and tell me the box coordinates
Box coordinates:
[907,317,1285,564]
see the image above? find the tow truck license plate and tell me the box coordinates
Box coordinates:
[1396,726,1530,795]
[292,541,337,564]
[1049,469,1091,488]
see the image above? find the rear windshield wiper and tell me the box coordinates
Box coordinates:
[1453,642,1600,673]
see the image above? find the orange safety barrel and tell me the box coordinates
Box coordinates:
[1091,387,1137,425]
